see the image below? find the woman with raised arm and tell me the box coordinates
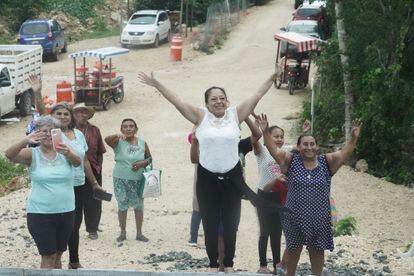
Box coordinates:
[5,115,80,269]
[138,72,278,272]
[257,114,361,276]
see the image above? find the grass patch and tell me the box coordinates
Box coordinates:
[0,155,28,196]
[334,217,357,237]
[0,35,16,44]
[75,26,120,41]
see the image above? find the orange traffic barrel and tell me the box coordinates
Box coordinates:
[56,81,73,103]
[170,35,183,61]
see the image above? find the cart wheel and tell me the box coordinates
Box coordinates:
[113,86,124,104]
[288,79,294,95]
[103,97,112,110]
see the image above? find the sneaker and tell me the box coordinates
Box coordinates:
[88,232,98,240]
[136,234,149,242]
[224,267,235,273]
[188,241,197,247]
[257,267,272,274]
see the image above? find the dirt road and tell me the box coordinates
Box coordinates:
[0,0,413,274]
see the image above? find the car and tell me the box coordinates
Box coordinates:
[17,19,67,61]
[280,20,324,58]
[121,10,171,48]
[292,3,329,38]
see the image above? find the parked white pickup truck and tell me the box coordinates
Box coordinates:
[0,45,42,117]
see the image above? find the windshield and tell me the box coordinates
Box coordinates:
[20,23,49,35]
[296,8,321,17]
[288,23,318,34]
[129,14,156,25]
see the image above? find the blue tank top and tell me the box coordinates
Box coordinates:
[27,147,75,213]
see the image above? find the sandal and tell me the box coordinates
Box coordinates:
[136,234,149,242]
[68,262,83,269]
[116,233,126,242]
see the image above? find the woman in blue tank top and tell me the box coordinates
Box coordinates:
[5,115,81,268]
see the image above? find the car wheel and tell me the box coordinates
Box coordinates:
[288,78,294,95]
[61,42,68,53]
[50,49,59,62]
[165,30,171,43]
[152,34,159,48]
[19,91,33,117]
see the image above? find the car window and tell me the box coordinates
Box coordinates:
[288,23,318,34]
[158,13,167,22]
[52,21,61,32]
[0,68,11,84]
[129,14,156,25]
[297,8,321,17]
[20,23,49,35]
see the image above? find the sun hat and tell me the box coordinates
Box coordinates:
[72,102,95,119]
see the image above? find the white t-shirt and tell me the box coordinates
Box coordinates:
[255,143,292,191]
[196,106,240,173]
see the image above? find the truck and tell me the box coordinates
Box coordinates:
[0,45,42,118]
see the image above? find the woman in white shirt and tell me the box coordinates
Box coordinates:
[138,72,279,272]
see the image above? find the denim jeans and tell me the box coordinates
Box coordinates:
[189,211,202,243]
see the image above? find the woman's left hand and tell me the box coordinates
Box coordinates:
[351,119,362,139]
[131,160,146,171]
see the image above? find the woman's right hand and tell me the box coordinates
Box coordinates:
[26,130,44,145]
[29,74,42,94]
[117,133,126,140]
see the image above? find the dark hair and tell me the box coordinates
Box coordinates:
[268,125,284,135]
[297,134,317,146]
[121,118,138,129]
[204,86,227,104]
[50,102,75,130]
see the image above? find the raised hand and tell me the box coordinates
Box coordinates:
[117,133,126,140]
[29,74,42,93]
[255,113,269,133]
[302,119,311,134]
[138,72,159,88]
[351,119,362,139]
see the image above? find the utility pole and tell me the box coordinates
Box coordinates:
[179,0,184,36]
[185,0,189,37]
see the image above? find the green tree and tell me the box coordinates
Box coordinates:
[307,0,414,184]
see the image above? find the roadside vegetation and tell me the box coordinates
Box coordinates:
[301,0,414,185]
[0,155,27,196]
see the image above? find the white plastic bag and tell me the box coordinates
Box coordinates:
[142,169,162,198]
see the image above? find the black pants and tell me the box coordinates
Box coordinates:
[84,168,102,233]
[257,189,282,268]
[197,163,244,268]
[68,184,88,263]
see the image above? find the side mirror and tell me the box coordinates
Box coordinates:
[280,27,286,31]
[158,21,165,26]
[123,21,128,25]
[0,80,11,87]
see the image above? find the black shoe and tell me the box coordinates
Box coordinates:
[88,232,98,240]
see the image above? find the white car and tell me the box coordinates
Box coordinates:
[121,10,171,48]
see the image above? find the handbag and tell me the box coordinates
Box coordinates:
[142,160,162,198]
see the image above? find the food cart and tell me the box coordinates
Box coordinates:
[273,32,322,94]
[69,47,129,110]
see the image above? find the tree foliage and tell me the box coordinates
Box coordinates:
[304,0,414,184]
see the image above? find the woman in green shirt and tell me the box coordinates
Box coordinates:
[105,118,152,242]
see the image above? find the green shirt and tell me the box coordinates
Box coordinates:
[113,138,145,180]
